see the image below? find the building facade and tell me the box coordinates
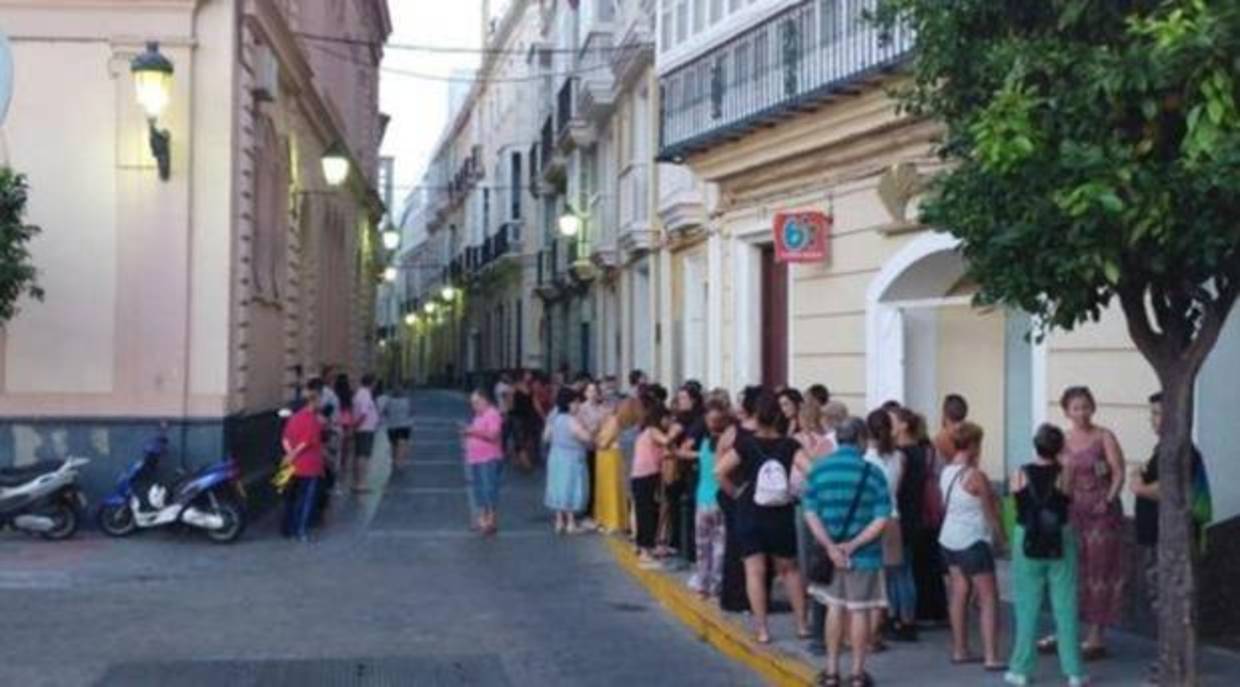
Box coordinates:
[655,0,1240,519]
[0,0,391,500]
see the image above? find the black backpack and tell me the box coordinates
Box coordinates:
[1021,466,1068,560]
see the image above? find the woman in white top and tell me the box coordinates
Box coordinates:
[938,421,1007,671]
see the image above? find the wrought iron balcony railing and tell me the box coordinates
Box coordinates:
[658,0,912,161]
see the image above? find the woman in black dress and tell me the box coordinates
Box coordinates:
[715,389,812,644]
[893,407,948,625]
[716,386,761,613]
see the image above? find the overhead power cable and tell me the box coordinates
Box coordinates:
[308,42,620,83]
[293,29,654,56]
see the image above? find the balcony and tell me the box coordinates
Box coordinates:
[539,116,566,187]
[556,78,594,150]
[576,2,617,124]
[618,163,657,256]
[534,242,562,300]
[587,192,618,270]
[611,0,655,90]
[657,0,913,161]
[657,163,708,236]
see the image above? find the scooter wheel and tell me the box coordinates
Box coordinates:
[98,503,137,537]
[204,498,245,544]
[40,502,79,540]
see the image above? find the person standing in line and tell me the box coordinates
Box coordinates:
[1130,390,1211,685]
[631,396,671,568]
[866,409,916,646]
[662,384,705,557]
[511,371,538,472]
[715,391,812,644]
[796,398,834,656]
[1038,386,1126,660]
[282,378,327,543]
[627,369,648,399]
[716,386,763,613]
[689,397,733,597]
[543,387,593,534]
[382,382,414,470]
[494,371,515,460]
[934,394,969,462]
[778,387,805,436]
[802,416,892,687]
[352,374,380,493]
[939,421,1006,672]
[576,379,611,532]
[462,388,505,536]
[807,384,830,408]
[891,407,947,627]
[594,397,638,534]
[1005,424,1087,687]
[332,374,357,490]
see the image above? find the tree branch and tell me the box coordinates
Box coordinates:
[1119,282,1171,367]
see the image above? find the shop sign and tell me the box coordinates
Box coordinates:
[773,210,831,263]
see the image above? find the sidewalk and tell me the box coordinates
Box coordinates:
[608,537,1240,686]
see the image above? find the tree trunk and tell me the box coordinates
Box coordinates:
[1155,368,1198,686]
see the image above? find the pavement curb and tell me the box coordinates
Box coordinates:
[605,537,819,687]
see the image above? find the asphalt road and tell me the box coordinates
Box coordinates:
[0,391,759,687]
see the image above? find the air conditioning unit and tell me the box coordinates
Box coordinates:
[253,44,279,102]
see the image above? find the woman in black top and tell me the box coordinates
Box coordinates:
[716,390,812,644]
[715,386,762,613]
[893,407,948,625]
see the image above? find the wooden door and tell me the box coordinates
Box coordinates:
[761,245,788,388]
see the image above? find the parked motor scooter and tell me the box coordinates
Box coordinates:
[0,458,89,539]
[97,436,247,544]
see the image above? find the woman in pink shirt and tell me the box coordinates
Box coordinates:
[632,397,672,568]
[462,388,505,536]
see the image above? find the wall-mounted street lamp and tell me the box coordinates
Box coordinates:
[558,212,582,237]
[130,42,173,181]
[424,301,437,315]
[382,227,401,251]
[383,266,397,283]
[441,285,457,301]
[321,141,350,187]
[404,312,418,326]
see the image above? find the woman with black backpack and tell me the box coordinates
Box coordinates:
[1005,424,1088,687]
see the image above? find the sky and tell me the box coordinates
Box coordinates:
[379,1,486,220]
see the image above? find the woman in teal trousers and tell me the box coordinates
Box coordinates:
[1006,424,1087,687]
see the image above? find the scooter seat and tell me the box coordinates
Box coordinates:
[0,460,64,487]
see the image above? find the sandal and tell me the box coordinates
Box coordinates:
[848,673,874,687]
[815,672,841,687]
[1082,645,1110,661]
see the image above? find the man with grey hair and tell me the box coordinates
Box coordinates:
[802,416,892,687]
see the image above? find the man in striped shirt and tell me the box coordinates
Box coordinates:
[803,416,892,687]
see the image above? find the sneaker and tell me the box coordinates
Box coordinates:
[1003,672,1028,686]
[1068,677,1091,687]
[579,518,598,531]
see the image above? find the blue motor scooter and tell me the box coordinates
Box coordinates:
[97,436,247,544]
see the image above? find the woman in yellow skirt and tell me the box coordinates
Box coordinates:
[594,398,640,533]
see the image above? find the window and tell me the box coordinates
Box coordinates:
[693,0,706,34]
[820,0,840,44]
[675,0,688,44]
[482,188,491,238]
[509,152,522,221]
[252,117,289,302]
[710,0,723,25]
[734,42,750,85]
[660,3,673,52]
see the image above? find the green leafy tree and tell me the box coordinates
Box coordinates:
[0,167,43,323]
[874,1,1240,682]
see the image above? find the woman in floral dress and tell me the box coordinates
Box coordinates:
[1040,386,1126,660]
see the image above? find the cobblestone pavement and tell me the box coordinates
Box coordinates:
[0,391,759,687]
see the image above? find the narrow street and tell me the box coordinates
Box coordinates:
[0,391,758,686]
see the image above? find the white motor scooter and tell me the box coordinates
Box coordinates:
[0,458,90,539]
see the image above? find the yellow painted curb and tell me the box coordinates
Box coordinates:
[606,537,819,687]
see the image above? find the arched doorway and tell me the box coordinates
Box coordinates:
[866,232,1045,477]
